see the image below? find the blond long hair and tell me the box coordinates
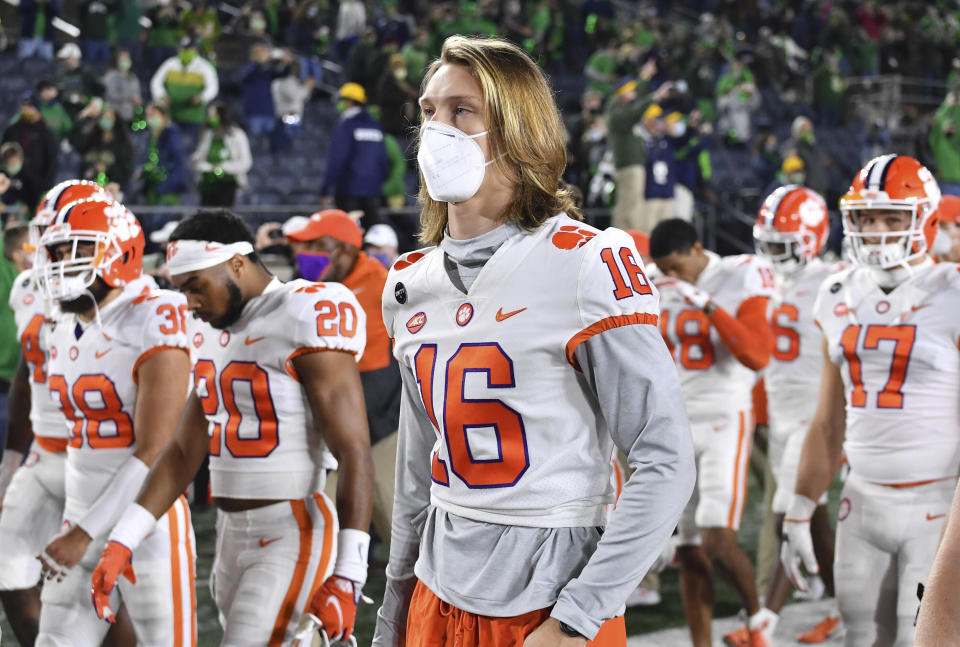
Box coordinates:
[417,36,581,245]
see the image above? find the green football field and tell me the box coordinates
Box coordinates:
[0,464,844,646]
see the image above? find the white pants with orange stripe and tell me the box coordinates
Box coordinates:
[0,444,66,590]
[212,492,338,646]
[36,496,196,647]
[834,472,955,647]
[677,406,753,545]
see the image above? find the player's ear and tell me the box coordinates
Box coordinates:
[228,254,245,280]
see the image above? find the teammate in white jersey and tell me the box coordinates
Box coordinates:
[91,209,375,645]
[0,180,133,645]
[649,218,776,647]
[372,36,694,647]
[781,154,960,646]
[33,198,196,646]
[749,185,841,643]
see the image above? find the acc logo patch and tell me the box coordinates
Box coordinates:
[833,303,848,317]
[551,225,596,250]
[406,312,426,334]
[219,331,230,346]
[875,300,890,314]
[193,333,204,348]
[24,451,39,467]
[838,497,851,521]
[23,294,34,305]
[456,303,473,327]
[69,346,79,361]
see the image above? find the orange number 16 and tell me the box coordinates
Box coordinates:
[414,342,529,489]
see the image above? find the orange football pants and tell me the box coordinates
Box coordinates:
[405,580,626,647]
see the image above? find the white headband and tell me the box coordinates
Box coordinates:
[165,240,255,276]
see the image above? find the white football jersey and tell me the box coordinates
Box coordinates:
[189,279,366,501]
[9,269,67,439]
[657,251,776,419]
[46,277,189,524]
[383,215,659,527]
[814,260,960,484]
[764,259,841,427]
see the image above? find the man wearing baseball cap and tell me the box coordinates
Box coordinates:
[287,209,400,544]
[320,83,387,230]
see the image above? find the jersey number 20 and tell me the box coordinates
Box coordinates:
[414,343,529,489]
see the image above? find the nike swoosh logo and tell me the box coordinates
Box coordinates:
[325,596,343,630]
[495,307,527,322]
[258,536,282,547]
[204,244,220,252]
[911,303,932,312]
[95,349,111,358]
[926,513,946,521]
[245,336,265,345]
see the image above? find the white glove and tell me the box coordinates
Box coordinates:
[0,450,23,505]
[780,494,819,592]
[650,535,678,574]
[657,277,712,309]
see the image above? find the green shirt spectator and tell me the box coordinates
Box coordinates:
[606,76,657,170]
[179,2,221,56]
[382,133,406,209]
[147,5,181,50]
[150,43,220,127]
[401,30,430,87]
[584,47,618,95]
[0,224,31,381]
[930,97,960,187]
[115,0,142,46]
[35,80,73,141]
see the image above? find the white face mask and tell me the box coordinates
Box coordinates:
[417,120,497,203]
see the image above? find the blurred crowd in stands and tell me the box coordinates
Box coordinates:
[0,0,958,254]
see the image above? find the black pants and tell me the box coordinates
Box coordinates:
[335,194,382,230]
[200,178,238,207]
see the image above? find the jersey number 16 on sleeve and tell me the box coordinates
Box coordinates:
[601,247,653,300]
[414,343,529,489]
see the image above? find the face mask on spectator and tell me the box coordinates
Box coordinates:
[179,49,197,65]
[251,18,267,31]
[207,115,221,129]
[6,161,22,176]
[147,115,164,131]
[297,252,331,281]
[99,116,115,131]
[393,67,408,81]
[118,57,132,72]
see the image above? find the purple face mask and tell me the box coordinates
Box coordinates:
[370,252,391,268]
[297,252,331,281]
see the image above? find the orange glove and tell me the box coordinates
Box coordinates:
[90,541,136,623]
[308,575,360,641]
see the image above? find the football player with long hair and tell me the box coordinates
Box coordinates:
[372,36,694,647]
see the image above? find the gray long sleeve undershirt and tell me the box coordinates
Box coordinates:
[372,228,695,645]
